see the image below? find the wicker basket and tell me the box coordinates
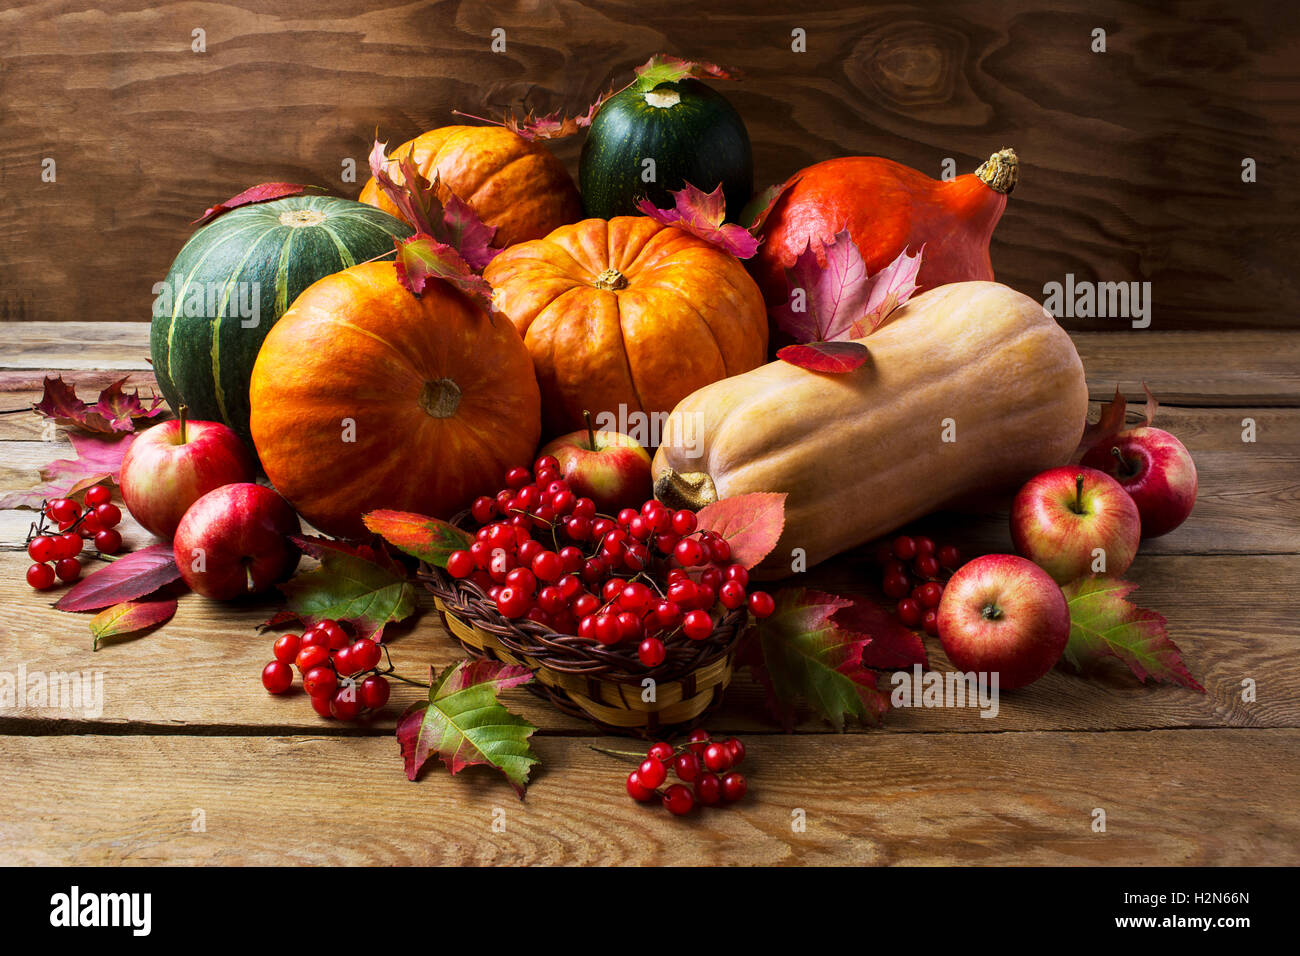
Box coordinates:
[421,553,748,736]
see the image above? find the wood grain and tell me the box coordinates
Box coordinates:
[1,1,1297,329]
[0,729,1293,865]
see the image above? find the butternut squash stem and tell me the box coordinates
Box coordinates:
[653,469,718,512]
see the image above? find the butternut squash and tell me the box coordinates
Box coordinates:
[651,281,1089,576]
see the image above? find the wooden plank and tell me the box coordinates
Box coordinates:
[0,551,1293,735]
[6,405,1295,554]
[0,729,1293,865]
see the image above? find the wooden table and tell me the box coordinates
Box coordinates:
[1,322,1297,866]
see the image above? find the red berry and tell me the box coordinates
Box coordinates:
[537,585,566,615]
[303,666,338,699]
[317,620,349,649]
[446,550,475,578]
[261,660,293,694]
[638,636,666,667]
[505,466,531,489]
[638,757,667,789]
[272,634,301,665]
[504,566,537,595]
[55,558,81,583]
[295,645,330,674]
[571,593,600,619]
[748,591,775,618]
[692,583,715,610]
[57,533,82,560]
[937,544,962,569]
[708,537,731,564]
[694,772,722,806]
[334,644,357,675]
[330,688,363,721]
[48,498,79,524]
[682,609,713,641]
[350,638,382,672]
[719,580,747,610]
[671,510,697,535]
[84,485,112,508]
[724,564,749,587]
[687,729,711,756]
[626,770,656,803]
[724,738,746,765]
[618,582,654,614]
[359,674,390,710]
[27,535,56,563]
[471,495,496,524]
[882,572,911,600]
[914,536,935,557]
[616,611,643,642]
[897,598,923,628]
[79,511,103,536]
[653,600,682,629]
[93,529,122,555]
[915,554,941,579]
[94,503,122,528]
[593,613,621,646]
[26,562,56,590]
[922,608,940,637]
[495,585,531,619]
[667,579,697,608]
[915,581,944,608]
[662,784,694,816]
[647,741,674,763]
[310,692,334,719]
[674,537,705,567]
[531,550,563,582]
[893,535,918,560]
[699,566,724,593]
[673,751,701,782]
[703,742,733,773]
[534,454,559,474]
[721,771,748,803]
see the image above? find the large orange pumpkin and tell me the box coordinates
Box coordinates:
[359,125,582,248]
[248,261,541,538]
[482,216,768,436]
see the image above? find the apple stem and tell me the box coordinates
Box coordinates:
[583,409,598,452]
[1073,474,1085,514]
[1110,445,1136,479]
[244,561,256,594]
[178,404,188,445]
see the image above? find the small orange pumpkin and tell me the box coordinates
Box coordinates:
[249,261,541,538]
[359,125,582,248]
[483,216,768,436]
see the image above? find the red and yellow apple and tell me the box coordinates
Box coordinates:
[173,483,300,600]
[936,554,1070,689]
[538,413,652,513]
[1010,466,1141,584]
[1080,426,1197,538]
[120,408,255,539]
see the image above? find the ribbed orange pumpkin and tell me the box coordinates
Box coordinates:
[359,125,582,248]
[248,261,541,538]
[482,216,769,436]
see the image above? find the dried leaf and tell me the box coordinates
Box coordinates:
[396,661,538,797]
[90,599,178,651]
[740,588,890,731]
[776,340,870,373]
[1060,578,1204,692]
[55,543,182,612]
[849,245,925,336]
[1073,386,1128,463]
[362,510,473,569]
[0,432,136,510]
[278,548,415,642]
[33,375,161,435]
[1141,381,1159,426]
[693,492,786,570]
[634,54,740,89]
[192,183,320,226]
[92,378,166,431]
[393,236,494,311]
[637,181,759,259]
[455,90,614,141]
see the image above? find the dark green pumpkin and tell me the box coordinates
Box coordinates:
[150,195,411,444]
[579,79,753,221]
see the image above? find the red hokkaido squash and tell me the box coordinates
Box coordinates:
[359,125,582,248]
[752,148,1018,305]
[248,261,541,538]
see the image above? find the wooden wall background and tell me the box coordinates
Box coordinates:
[1,0,1297,330]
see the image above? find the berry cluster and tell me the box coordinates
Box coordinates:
[25,486,124,590]
[875,534,962,635]
[446,457,774,667]
[260,618,391,721]
[624,731,748,816]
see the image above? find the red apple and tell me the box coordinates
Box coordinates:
[173,483,300,600]
[538,412,652,513]
[1010,465,1141,584]
[1080,426,1197,538]
[121,407,256,539]
[936,554,1070,689]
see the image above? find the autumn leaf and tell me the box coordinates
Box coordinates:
[393,236,494,311]
[32,375,162,435]
[192,183,322,226]
[738,175,800,237]
[1072,382,1161,463]
[637,181,759,259]
[92,378,166,431]
[55,543,182,612]
[1060,578,1204,692]
[740,588,890,731]
[90,599,178,651]
[278,548,415,642]
[833,596,930,670]
[455,90,614,142]
[362,510,473,569]
[289,533,403,575]
[694,492,786,570]
[776,340,870,373]
[634,54,740,89]
[396,660,539,797]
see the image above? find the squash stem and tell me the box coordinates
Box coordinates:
[975,148,1019,194]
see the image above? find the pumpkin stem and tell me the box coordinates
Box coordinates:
[178,404,188,445]
[583,409,599,452]
[653,469,717,512]
[593,268,629,291]
[975,148,1018,194]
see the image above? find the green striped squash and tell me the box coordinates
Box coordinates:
[150,195,412,444]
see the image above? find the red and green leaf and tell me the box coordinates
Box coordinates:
[633,54,740,89]
[362,510,473,569]
[740,588,890,731]
[192,182,321,226]
[55,543,182,612]
[1060,578,1204,692]
[738,175,800,237]
[289,533,403,575]
[396,660,539,797]
[393,236,494,310]
[278,548,415,642]
[90,599,178,651]
[776,340,870,373]
[693,492,786,570]
[637,182,759,259]
[833,596,930,671]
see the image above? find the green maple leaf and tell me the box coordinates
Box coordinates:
[1060,578,1204,692]
[279,549,415,642]
[362,509,472,568]
[741,588,890,730]
[396,661,539,797]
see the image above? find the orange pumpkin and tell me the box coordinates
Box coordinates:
[359,125,582,248]
[483,216,768,436]
[248,261,541,538]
